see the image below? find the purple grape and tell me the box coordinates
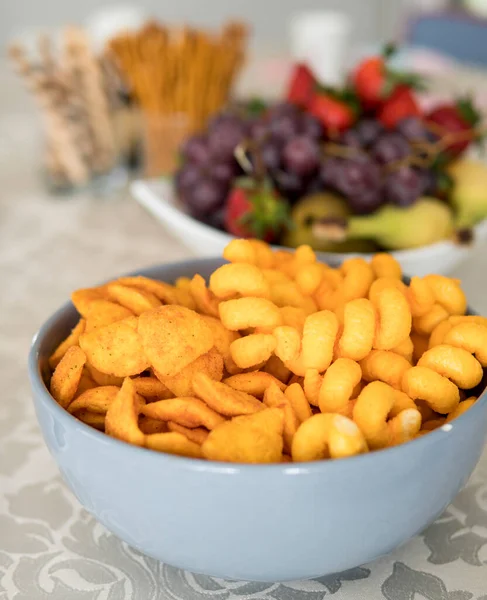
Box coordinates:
[300,113,324,140]
[182,176,228,217]
[334,158,384,214]
[273,170,305,202]
[348,188,384,214]
[248,117,269,142]
[372,132,410,165]
[269,112,302,143]
[395,117,429,143]
[282,136,320,177]
[180,134,210,165]
[260,138,282,172]
[213,161,239,186]
[384,167,427,207]
[268,102,300,119]
[175,163,202,193]
[208,119,247,162]
[320,157,342,188]
[354,119,384,147]
[338,129,363,149]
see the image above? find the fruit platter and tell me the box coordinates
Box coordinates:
[132,45,487,275]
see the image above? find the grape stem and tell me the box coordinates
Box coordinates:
[234,143,254,175]
[322,142,366,160]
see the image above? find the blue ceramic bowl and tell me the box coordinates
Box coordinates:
[28,258,487,582]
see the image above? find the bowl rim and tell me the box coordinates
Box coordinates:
[28,256,487,476]
[131,178,487,262]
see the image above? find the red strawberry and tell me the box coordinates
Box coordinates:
[286,63,316,108]
[353,45,424,108]
[379,86,421,129]
[426,97,481,158]
[353,56,385,108]
[224,178,291,242]
[307,93,355,134]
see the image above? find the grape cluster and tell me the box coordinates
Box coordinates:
[175,103,436,226]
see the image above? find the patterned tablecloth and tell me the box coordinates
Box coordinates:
[1,68,487,600]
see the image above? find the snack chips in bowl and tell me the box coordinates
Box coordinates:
[45,239,487,464]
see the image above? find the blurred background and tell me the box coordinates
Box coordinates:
[2,0,400,53]
[3,0,487,271]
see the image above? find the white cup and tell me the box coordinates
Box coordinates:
[290,10,352,86]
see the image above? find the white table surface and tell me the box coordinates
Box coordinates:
[1,65,487,599]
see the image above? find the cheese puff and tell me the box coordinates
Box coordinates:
[284,354,310,377]
[292,413,367,462]
[372,287,412,350]
[388,408,422,446]
[280,306,307,333]
[388,390,418,418]
[301,310,339,372]
[294,244,317,264]
[360,350,411,389]
[443,322,487,366]
[223,239,257,264]
[402,366,459,414]
[413,304,449,336]
[248,240,276,268]
[411,332,429,364]
[284,383,313,423]
[418,345,483,389]
[319,358,362,414]
[422,274,467,316]
[219,297,282,331]
[327,415,369,458]
[446,398,476,422]
[391,337,414,363]
[336,298,376,361]
[429,319,453,349]
[353,381,395,449]
[407,277,435,317]
[271,282,317,314]
[223,372,286,398]
[368,278,407,305]
[273,326,301,363]
[340,257,375,301]
[230,334,276,369]
[262,355,292,384]
[314,270,344,311]
[415,400,437,423]
[449,315,487,327]
[295,262,327,296]
[370,253,402,279]
[209,263,270,300]
[303,369,322,406]
[261,269,292,286]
